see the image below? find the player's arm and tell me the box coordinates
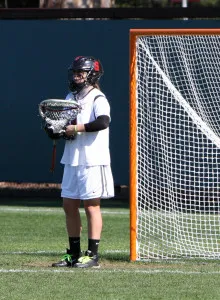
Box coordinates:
[65,115,110,136]
[84,115,110,131]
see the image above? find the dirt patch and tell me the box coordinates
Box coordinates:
[0,182,129,199]
[0,182,61,198]
[0,182,60,189]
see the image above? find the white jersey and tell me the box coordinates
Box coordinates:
[60,88,111,166]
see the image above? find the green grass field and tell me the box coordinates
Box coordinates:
[0,197,220,300]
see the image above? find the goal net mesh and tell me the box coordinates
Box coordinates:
[135,34,220,259]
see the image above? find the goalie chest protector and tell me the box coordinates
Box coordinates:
[61,88,111,166]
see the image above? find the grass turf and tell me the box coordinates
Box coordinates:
[0,198,220,300]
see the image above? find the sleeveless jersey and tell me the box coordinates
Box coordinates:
[60,88,111,166]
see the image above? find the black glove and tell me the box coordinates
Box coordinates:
[44,123,63,140]
[63,133,76,140]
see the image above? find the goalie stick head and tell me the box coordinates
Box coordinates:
[39,99,81,118]
[38,99,81,134]
[68,56,104,92]
[38,99,81,173]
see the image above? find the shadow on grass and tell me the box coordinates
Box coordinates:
[1,251,130,263]
[0,197,129,209]
[100,252,130,262]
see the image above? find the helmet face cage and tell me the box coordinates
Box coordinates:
[68,56,104,92]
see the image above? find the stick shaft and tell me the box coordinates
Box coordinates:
[50,140,57,173]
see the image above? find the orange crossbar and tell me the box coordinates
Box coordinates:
[130,28,220,36]
[129,28,220,262]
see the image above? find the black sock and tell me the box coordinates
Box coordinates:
[88,239,100,255]
[69,237,81,257]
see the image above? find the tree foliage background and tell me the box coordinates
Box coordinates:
[0,0,220,8]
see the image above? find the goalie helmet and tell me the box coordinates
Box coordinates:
[68,56,104,92]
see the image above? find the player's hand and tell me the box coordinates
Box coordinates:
[44,123,63,140]
[65,125,76,137]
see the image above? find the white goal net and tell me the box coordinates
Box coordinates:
[132,32,220,260]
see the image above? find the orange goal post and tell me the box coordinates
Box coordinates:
[130,28,220,261]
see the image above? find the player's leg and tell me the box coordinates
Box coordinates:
[63,198,82,237]
[74,198,102,268]
[52,164,82,267]
[52,198,82,267]
[85,197,102,254]
[84,198,102,239]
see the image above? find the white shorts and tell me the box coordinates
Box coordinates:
[61,165,115,200]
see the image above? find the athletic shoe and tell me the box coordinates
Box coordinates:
[74,250,100,268]
[52,249,80,267]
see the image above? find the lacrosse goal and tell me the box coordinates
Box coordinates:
[130,29,220,261]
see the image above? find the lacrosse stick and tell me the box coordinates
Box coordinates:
[39,99,81,172]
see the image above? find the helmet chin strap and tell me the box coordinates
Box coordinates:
[70,69,96,94]
[73,85,94,101]
[72,71,91,94]
[72,81,89,94]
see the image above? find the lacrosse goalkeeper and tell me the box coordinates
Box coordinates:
[51,56,114,268]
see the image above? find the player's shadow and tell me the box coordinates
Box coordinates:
[100,252,130,262]
[0,195,129,209]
